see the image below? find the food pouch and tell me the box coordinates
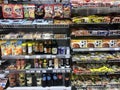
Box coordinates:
[13,4,23,19]
[54,4,63,18]
[2,4,13,18]
[35,4,44,19]
[44,4,54,18]
[63,4,71,18]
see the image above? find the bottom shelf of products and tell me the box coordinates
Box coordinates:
[6,86,71,90]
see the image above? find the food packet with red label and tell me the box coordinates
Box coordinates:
[44,4,54,19]
[2,4,13,18]
[13,4,23,19]
[63,4,71,18]
[54,4,63,18]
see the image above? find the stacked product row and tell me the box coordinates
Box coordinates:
[6,58,70,70]
[8,73,70,87]
[0,32,67,39]
[71,39,120,48]
[71,29,120,36]
[1,40,70,56]
[0,4,71,19]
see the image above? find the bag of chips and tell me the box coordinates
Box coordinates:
[13,4,23,19]
[44,4,54,18]
[63,4,71,18]
[54,4,63,18]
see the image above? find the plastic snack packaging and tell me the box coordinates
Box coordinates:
[35,4,44,19]
[54,4,63,18]
[13,4,23,19]
[23,4,35,19]
[44,4,54,19]
[2,4,13,18]
[63,4,71,18]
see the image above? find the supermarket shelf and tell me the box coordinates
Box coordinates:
[74,84,120,89]
[73,71,120,75]
[36,24,69,28]
[4,68,71,74]
[0,24,69,29]
[2,55,71,59]
[0,37,70,40]
[72,59,106,63]
[73,59,120,63]
[6,86,71,90]
[72,7,120,15]
[72,48,120,52]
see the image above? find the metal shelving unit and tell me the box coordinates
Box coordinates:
[1,55,71,59]
[4,68,71,74]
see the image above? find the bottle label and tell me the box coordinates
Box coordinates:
[52,48,57,54]
[28,47,32,54]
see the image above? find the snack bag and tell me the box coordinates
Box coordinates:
[44,4,54,18]
[23,4,35,19]
[2,4,13,18]
[35,4,44,19]
[29,4,35,19]
[54,4,63,18]
[63,4,71,18]
[13,4,23,19]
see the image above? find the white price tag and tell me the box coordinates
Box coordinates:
[47,55,51,58]
[65,55,70,58]
[66,70,70,73]
[26,70,30,73]
[62,70,65,73]
[36,55,41,58]
[31,70,35,73]
[89,48,94,51]
[115,48,119,50]
[52,55,56,58]
[5,70,9,73]
[36,70,41,73]
[53,70,57,73]
[42,70,46,73]
[57,70,61,73]
[25,55,29,59]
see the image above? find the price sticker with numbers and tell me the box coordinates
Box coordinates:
[36,70,41,73]
[57,70,61,73]
[115,48,119,51]
[5,70,9,73]
[47,55,51,58]
[66,70,70,73]
[42,70,46,73]
[36,55,41,59]
[26,70,30,73]
[89,48,94,51]
[53,70,57,73]
[25,55,30,59]
[31,70,35,73]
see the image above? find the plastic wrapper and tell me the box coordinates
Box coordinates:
[13,4,23,19]
[44,4,54,18]
[54,4,63,18]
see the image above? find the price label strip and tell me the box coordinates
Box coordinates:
[36,70,41,73]
[26,70,30,73]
